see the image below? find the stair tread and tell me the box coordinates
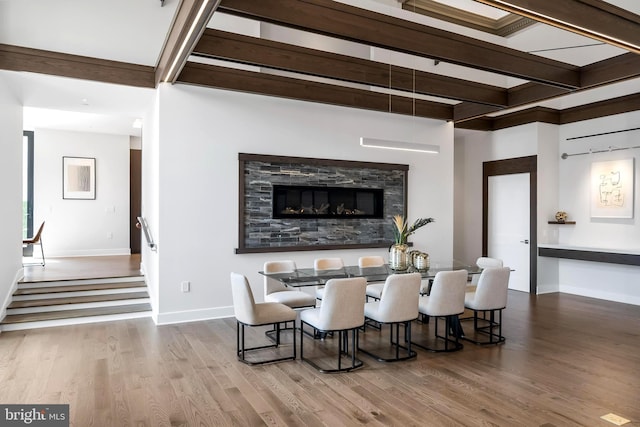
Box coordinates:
[15,281,146,295]
[2,304,152,324]
[8,292,150,308]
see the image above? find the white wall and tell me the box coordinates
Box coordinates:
[151,84,454,324]
[454,124,540,266]
[0,72,25,322]
[556,112,640,305]
[34,128,131,256]
[140,91,161,320]
[455,113,640,305]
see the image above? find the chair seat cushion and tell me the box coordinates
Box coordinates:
[300,307,322,329]
[246,302,297,326]
[366,283,384,299]
[418,295,463,317]
[265,290,316,308]
[465,291,505,311]
[315,287,324,300]
[464,291,477,308]
[364,301,381,319]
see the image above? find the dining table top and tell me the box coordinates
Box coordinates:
[259,260,482,287]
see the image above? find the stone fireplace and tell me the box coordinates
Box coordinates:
[237,153,408,253]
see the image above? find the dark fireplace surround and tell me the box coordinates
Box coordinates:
[237,153,408,254]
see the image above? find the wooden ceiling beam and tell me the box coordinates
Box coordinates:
[453,52,640,122]
[455,93,640,130]
[155,0,221,85]
[475,0,640,53]
[0,44,155,88]
[178,62,453,120]
[193,29,507,106]
[217,0,580,88]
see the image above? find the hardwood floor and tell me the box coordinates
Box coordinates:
[0,291,638,426]
[21,254,142,283]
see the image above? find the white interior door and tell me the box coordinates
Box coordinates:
[488,173,530,292]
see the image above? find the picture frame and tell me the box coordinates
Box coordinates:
[63,156,96,200]
[590,158,634,219]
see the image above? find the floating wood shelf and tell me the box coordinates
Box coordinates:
[538,245,640,266]
[548,221,576,224]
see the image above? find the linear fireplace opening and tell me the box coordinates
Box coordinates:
[273,185,384,219]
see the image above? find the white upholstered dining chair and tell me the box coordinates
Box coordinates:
[263,260,316,309]
[415,269,468,352]
[470,257,503,288]
[230,272,298,365]
[300,277,367,373]
[358,272,421,362]
[313,257,345,302]
[358,255,387,301]
[462,266,510,345]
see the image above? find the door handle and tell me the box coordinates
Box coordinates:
[520,239,529,244]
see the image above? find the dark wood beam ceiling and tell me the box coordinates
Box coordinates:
[193,29,506,106]
[456,92,640,131]
[0,0,636,133]
[454,52,640,122]
[475,0,640,54]
[217,0,581,88]
[191,27,640,124]
[178,62,454,120]
[0,44,155,88]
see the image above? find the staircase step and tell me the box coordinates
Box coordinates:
[7,292,150,309]
[2,303,152,324]
[15,281,146,296]
[17,276,145,288]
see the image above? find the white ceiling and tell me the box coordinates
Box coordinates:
[1,0,639,136]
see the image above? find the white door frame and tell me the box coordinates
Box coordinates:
[483,156,537,294]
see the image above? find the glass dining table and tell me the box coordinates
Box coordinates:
[259,260,482,288]
[259,260,481,339]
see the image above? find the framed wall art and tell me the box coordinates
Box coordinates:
[63,156,96,200]
[590,158,634,219]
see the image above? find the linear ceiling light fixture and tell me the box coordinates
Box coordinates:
[360,137,440,153]
[475,0,640,54]
[360,64,440,154]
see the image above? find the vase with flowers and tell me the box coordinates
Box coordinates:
[389,215,435,270]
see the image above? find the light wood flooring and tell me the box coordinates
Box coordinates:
[21,254,142,283]
[0,289,638,426]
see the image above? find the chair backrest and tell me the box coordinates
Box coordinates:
[477,257,503,269]
[358,256,385,268]
[314,257,344,270]
[377,273,421,322]
[424,269,468,316]
[317,277,366,330]
[263,260,296,296]
[472,267,511,310]
[31,221,45,242]
[472,257,503,284]
[230,272,257,325]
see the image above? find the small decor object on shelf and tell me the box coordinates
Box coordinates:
[555,211,568,223]
[389,215,434,270]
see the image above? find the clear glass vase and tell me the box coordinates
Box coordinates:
[389,243,409,270]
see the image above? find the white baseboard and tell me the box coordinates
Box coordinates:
[46,248,132,257]
[559,285,640,306]
[536,283,560,294]
[155,306,234,325]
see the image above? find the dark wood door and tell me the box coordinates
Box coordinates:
[130,149,142,254]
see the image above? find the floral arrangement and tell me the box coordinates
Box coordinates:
[392,215,435,245]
